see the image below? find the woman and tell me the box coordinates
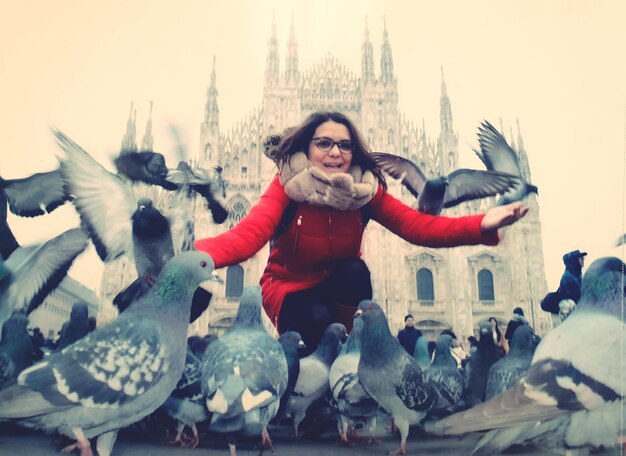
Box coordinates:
[489,317,509,356]
[195,111,527,352]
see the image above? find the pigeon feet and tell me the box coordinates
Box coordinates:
[388,443,406,456]
[61,439,93,456]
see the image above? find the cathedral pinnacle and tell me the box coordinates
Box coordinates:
[361,16,375,85]
[140,100,154,151]
[120,101,138,154]
[202,56,219,134]
[285,13,299,84]
[265,12,280,85]
[380,16,395,86]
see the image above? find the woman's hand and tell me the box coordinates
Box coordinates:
[480,202,528,232]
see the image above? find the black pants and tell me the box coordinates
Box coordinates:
[278,258,373,355]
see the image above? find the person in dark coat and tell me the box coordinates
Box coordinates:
[397,314,422,356]
[541,249,587,314]
[504,307,529,343]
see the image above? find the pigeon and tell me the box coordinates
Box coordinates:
[53,130,215,322]
[433,257,626,455]
[423,334,464,418]
[55,302,91,351]
[0,250,220,456]
[113,151,179,191]
[413,335,431,370]
[161,336,218,448]
[0,227,89,328]
[283,322,347,437]
[356,300,436,456]
[277,331,305,418]
[371,152,519,215]
[328,315,379,444]
[201,284,288,456]
[484,324,538,400]
[463,320,502,407]
[0,169,70,218]
[474,120,539,205]
[0,313,35,389]
[615,233,626,247]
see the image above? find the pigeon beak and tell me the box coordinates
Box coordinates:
[298,340,306,349]
[208,273,223,284]
[354,309,363,317]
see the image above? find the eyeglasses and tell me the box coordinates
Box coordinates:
[311,137,354,154]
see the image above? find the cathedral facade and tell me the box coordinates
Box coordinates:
[100,19,552,341]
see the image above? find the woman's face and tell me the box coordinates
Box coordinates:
[307,120,353,176]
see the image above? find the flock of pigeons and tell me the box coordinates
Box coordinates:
[0,122,623,456]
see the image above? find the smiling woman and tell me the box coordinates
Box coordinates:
[194,111,529,354]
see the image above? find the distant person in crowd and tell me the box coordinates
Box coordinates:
[489,317,509,356]
[504,307,529,343]
[541,249,587,320]
[397,314,422,356]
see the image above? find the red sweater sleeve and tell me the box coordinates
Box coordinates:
[370,187,499,247]
[194,175,290,268]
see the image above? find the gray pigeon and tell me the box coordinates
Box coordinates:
[463,320,501,407]
[423,334,464,418]
[372,152,519,215]
[201,285,288,456]
[283,322,347,437]
[277,331,305,418]
[356,300,436,456]
[433,257,625,455]
[0,313,35,389]
[328,315,379,444]
[0,169,70,218]
[55,302,91,351]
[0,192,19,261]
[54,130,214,321]
[0,250,219,456]
[484,324,538,400]
[474,120,538,206]
[0,227,89,328]
[113,151,179,191]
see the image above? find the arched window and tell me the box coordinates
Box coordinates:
[227,200,249,229]
[416,268,435,301]
[477,269,495,301]
[225,265,244,298]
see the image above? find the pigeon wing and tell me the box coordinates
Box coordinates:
[54,128,136,261]
[475,121,521,176]
[443,169,519,208]
[3,169,70,217]
[372,152,427,199]
[17,317,168,413]
[392,356,436,412]
[4,228,88,316]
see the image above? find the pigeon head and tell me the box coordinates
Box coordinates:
[356,300,399,357]
[508,324,537,355]
[231,284,264,329]
[150,251,218,310]
[314,322,347,365]
[477,320,496,346]
[431,334,456,368]
[278,331,305,356]
[579,256,625,318]
[132,198,169,239]
[145,152,169,180]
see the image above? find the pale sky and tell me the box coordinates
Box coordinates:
[1,1,624,294]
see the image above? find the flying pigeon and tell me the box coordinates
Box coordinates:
[201,285,288,456]
[0,313,35,389]
[54,130,215,321]
[328,315,379,444]
[113,151,179,191]
[0,194,18,260]
[0,250,219,456]
[484,324,538,400]
[277,331,305,418]
[371,152,519,215]
[356,300,436,456]
[55,302,91,351]
[474,120,538,205]
[0,168,71,218]
[0,227,89,328]
[283,322,347,437]
[433,257,626,455]
[423,334,464,419]
[463,320,501,407]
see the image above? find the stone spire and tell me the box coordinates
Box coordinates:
[437,67,458,173]
[120,101,138,154]
[202,56,219,135]
[265,13,280,86]
[516,119,532,181]
[361,16,375,85]
[379,17,395,86]
[285,14,299,85]
[140,100,154,151]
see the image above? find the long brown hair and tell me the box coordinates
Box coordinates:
[274,111,387,189]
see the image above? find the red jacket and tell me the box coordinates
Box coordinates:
[195,175,499,326]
